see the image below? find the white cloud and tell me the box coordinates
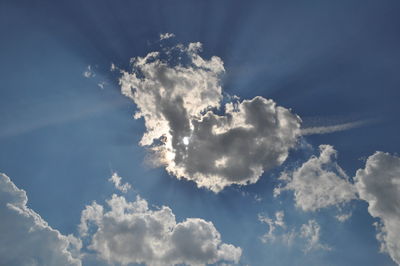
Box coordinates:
[108,172,131,193]
[275,145,356,212]
[83,65,95,78]
[79,194,242,266]
[160,32,175,40]
[119,42,301,192]
[0,173,81,266]
[354,152,400,265]
[300,220,331,253]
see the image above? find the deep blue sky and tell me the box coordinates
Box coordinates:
[1,0,400,265]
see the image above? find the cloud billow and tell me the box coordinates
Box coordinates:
[355,152,400,265]
[119,42,301,192]
[79,194,242,266]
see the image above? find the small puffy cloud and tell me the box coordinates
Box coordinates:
[300,220,331,253]
[119,42,301,192]
[275,145,356,212]
[354,152,400,265]
[160,32,175,40]
[0,173,81,266]
[83,65,95,78]
[108,172,131,193]
[79,194,242,266]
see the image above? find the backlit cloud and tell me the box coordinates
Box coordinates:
[119,42,301,192]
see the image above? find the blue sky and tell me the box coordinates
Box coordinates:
[1,0,400,265]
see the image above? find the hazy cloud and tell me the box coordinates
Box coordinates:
[258,211,286,243]
[79,194,242,266]
[300,220,331,253]
[0,173,81,266]
[355,152,400,265]
[275,145,356,212]
[119,42,301,192]
[259,212,329,252]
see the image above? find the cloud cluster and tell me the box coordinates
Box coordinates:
[354,152,400,265]
[274,145,356,212]
[0,173,81,266]
[119,42,301,192]
[79,194,242,266]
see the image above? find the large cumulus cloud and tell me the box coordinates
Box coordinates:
[79,194,242,266]
[0,173,81,266]
[119,42,301,192]
[354,152,400,265]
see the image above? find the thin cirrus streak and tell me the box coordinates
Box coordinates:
[300,120,370,135]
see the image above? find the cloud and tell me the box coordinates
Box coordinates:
[300,220,331,253]
[79,194,242,266]
[108,172,131,193]
[354,152,400,265]
[300,120,368,135]
[258,211,286,243]
[119,42,301,192]
[274,145,356,212]
[0,173,81,266]
[160,33,175,40]
[259,212,329,252]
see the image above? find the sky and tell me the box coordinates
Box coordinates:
[1,0,400,265]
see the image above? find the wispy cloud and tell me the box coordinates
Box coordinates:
[301,120,369,135]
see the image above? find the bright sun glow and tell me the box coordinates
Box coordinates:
[183,136,190,145]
